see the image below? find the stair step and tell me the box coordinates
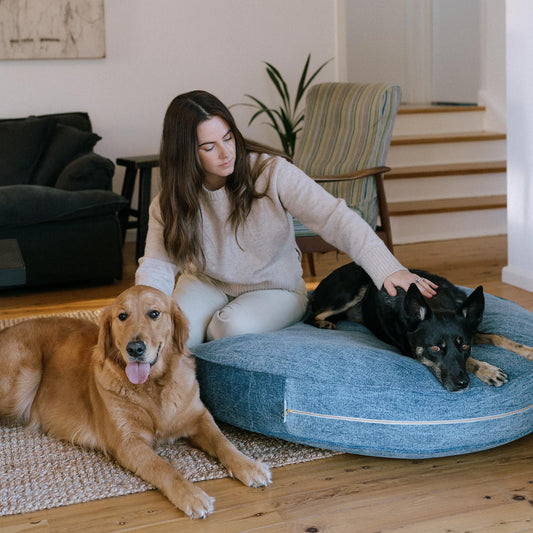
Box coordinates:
[394,105,488,136]
[388,195,507,216]
[391,131,506,146]
[390,210,507,244]
[398,104,485,115]
[387,160,507,180]
[387,136,506,166]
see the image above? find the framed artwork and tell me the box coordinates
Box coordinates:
[0,0,105,60]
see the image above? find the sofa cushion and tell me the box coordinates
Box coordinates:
[0,185,128,227]
[0,112,92,132]
[193,291,533,459]
[31,124,101,186]
[55,153,114,191]
[34,112,92,132]
[0,117,54,186]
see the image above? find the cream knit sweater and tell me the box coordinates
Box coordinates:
[135,154,405,297]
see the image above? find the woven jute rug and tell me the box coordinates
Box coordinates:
[0,310,340,517]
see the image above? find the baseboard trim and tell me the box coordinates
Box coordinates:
[502,265,533,293]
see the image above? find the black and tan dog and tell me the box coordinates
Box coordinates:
[306,262,533,392]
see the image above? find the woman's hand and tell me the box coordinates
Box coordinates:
[383,270,438,298]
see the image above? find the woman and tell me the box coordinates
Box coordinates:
[136,90,436,347]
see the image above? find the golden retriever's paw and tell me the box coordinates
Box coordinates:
[176,485,215,519]
[232,459,272,488]
[473,360,508,387]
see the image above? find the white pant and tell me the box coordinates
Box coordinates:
[173,273,308,348]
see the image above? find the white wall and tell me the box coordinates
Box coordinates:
[432,0,481,105]
[346,0,408,89]
[502,0,533,292]
[346,0,505,114]
[479,0,507,131]
[1,0,338,188]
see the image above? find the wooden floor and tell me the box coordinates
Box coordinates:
[1,235,533,532]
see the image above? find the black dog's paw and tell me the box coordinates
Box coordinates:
[315,319,337,330]
[487,367,509,387]
[471,360,509,387]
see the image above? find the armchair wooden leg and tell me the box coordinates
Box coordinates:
[306,253,316,277]
[375,172,394,253]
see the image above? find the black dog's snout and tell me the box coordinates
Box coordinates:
[126,340,146,359]
[447,374,470,392]
[455,377,470,391]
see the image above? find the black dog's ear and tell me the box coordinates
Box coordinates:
[459,285,485,327]
[404,284,432,326]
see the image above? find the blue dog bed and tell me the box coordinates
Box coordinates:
[193,292,533,459]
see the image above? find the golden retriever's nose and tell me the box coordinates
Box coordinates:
[126,340,146,359]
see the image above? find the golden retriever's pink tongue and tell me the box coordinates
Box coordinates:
[126,362,151,384]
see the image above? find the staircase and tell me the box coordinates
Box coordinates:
[385,105,507,244]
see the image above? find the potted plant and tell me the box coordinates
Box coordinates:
[239,54,332,158]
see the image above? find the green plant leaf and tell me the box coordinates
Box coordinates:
[243,95,278,126]
[294,54,311,110]
[237,54,332,157]
[248,108,267,126]
[295,55,333,111]
[265,62,291,112]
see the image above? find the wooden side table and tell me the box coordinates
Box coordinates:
[116,155,159,260]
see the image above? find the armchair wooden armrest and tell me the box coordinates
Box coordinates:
[311,166,390,183]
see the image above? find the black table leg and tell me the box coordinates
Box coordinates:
[137,167,153,260]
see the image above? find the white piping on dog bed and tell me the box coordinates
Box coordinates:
[283,402,533,425]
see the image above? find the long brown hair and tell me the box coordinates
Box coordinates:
[159,90,287,271]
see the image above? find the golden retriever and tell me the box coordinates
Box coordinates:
[0,285,271,519]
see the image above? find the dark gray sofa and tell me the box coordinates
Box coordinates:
[0,112,128,287]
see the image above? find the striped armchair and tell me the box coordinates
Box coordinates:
[293,82,401,274]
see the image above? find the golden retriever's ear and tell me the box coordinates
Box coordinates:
[95,306,115,362]
[171,299,189,354]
